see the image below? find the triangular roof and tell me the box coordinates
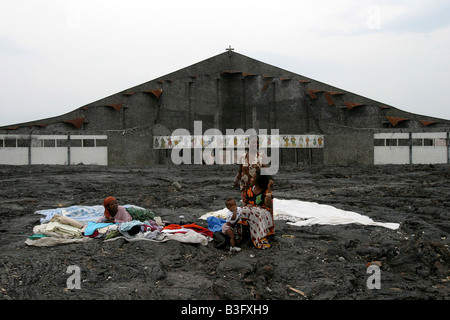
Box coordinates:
[1,51,448,131]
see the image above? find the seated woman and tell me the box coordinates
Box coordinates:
[97,197,132,223]
[97,196,155,223]
[238,170,274,249]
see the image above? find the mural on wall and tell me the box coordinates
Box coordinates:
[153,135,324,149]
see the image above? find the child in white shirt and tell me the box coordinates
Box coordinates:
[222,197,242,252]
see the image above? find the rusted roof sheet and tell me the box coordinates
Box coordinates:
[308,89,323,99]
[220,70,242,75]
[420,120,438,126]
[64,117,85,129]
[106,103,123,111]
[344,102,365,110]
[143,89,163,100]
[386,116,408,126]
[262,78,272,91]
[329,91,344,95]
[324,92,344,106]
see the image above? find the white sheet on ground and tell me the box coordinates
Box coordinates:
[35,204,145,225]
[201,198,400,230]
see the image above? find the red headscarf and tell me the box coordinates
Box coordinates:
[103,196,116,219]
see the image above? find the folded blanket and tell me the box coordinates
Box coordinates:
[45,221,83,238]
[50,214,84,229]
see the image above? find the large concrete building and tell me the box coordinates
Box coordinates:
[1,50,449,166]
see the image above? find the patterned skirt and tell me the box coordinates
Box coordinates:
[238,206,274,249]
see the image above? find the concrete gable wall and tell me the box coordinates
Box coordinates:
[1,51,449,165]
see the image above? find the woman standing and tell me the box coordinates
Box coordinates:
[233,136,268,204]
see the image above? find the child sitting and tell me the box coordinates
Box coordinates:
[222,197,242,252]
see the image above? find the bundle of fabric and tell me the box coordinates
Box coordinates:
[25,214,92,247]
[101,222,213,245]
[201,198,400,230]
[163,223,214,238]
[160,223,214,246]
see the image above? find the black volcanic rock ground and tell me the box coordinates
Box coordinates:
[0,164,449,301]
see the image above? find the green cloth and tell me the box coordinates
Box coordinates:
[105,230,121,240]
[28,233,48,240]
[125,207,155,222]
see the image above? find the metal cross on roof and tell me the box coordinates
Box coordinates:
[226,45,234,56]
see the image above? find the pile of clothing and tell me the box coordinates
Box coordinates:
[26,197,400,248]
[26,205,214,247]
[25,214,92,246]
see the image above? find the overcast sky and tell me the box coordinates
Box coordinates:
[1,0,449,127]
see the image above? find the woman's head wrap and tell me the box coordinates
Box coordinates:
[103,196,117,219]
